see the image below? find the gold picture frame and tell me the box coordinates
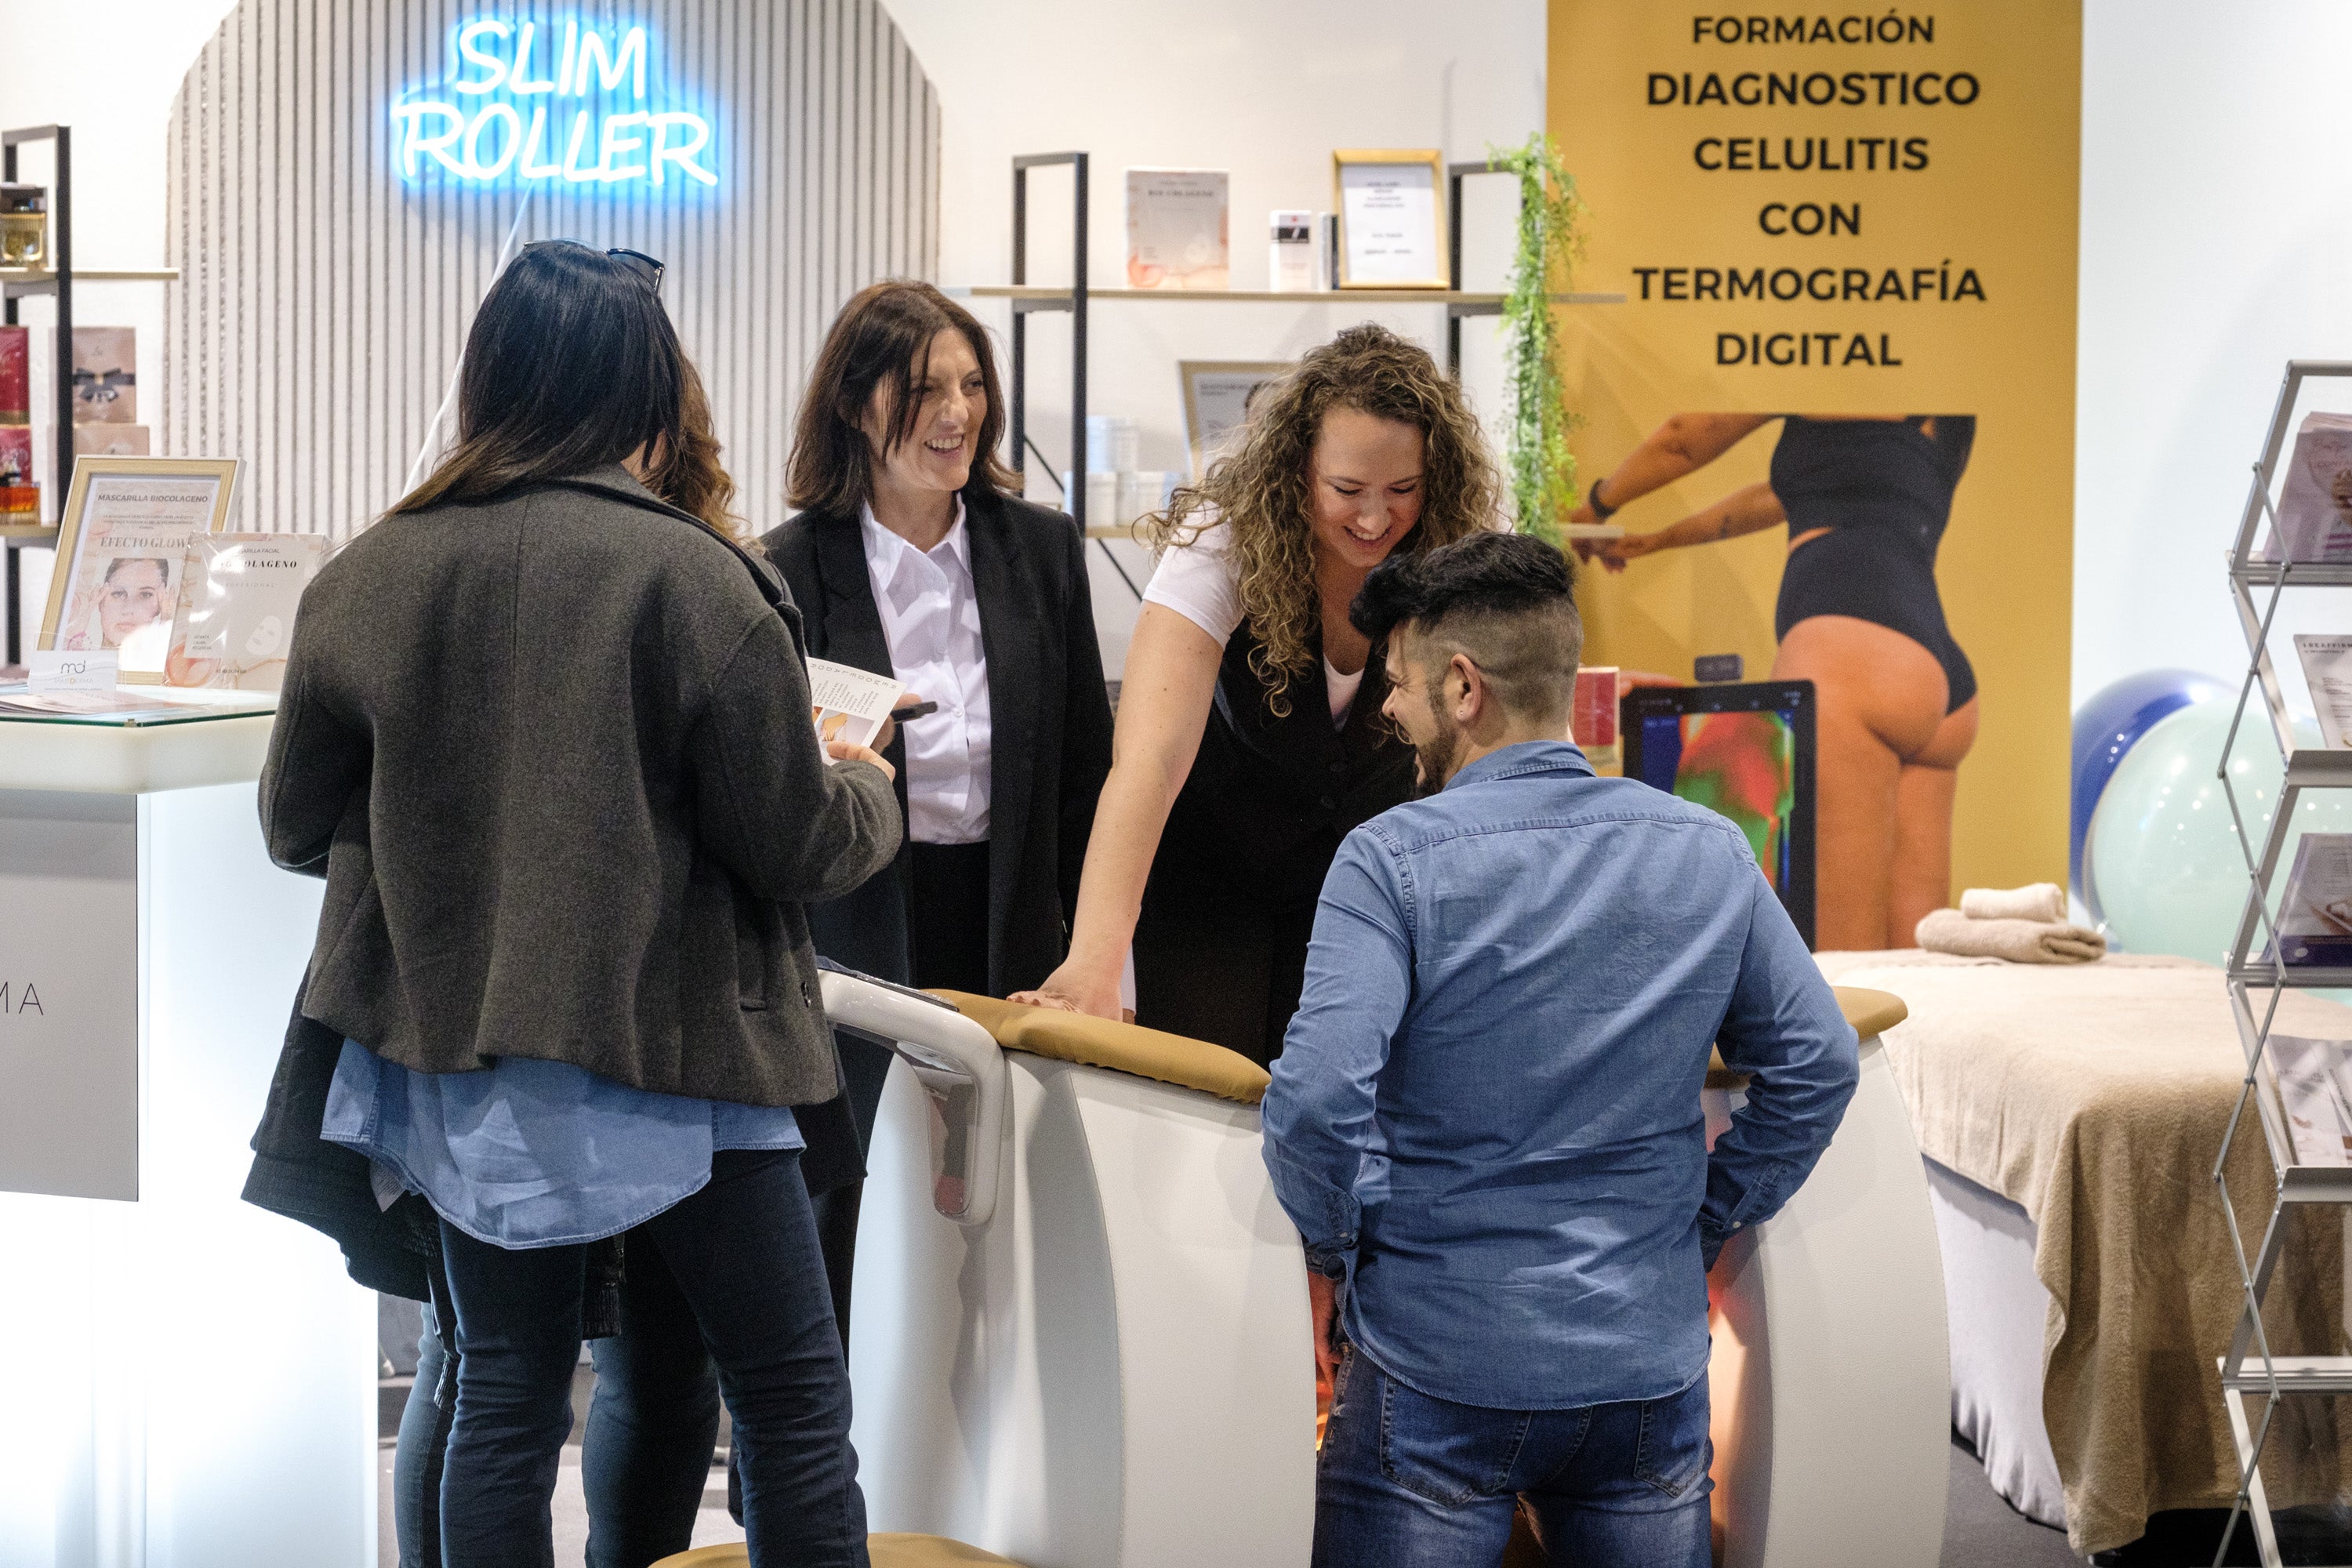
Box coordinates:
[1178,360,1294,479]
[40,456,241,684]
[1332,148,1448,290]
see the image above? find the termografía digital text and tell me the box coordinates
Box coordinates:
[390,17,717,191]
[1632,12,1994,370]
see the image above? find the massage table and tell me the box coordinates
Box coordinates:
[689,970,1947,1568]
[1816,950,2352,1558]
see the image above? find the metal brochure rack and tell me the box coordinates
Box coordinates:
[2214,358,2352,1568]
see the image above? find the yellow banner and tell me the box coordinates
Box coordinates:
[1550,0,2079,946]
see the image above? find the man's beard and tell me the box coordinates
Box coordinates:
[1412,711,1461,798]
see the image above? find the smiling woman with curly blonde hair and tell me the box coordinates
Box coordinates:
[1014,323,1508,1063]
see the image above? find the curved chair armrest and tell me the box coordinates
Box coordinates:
[1835,986,1908,1040]
[1707,985,1909,1087]
[932,991,1273,1107]
[819,970,1008,1227]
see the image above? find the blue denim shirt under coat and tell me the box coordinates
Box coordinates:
[1261,740,1858,1410]
[322,1040,803,1250]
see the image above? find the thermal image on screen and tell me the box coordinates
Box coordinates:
[1635,710,1798,889]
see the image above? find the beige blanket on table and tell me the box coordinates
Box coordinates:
[1816,949,2352,1556]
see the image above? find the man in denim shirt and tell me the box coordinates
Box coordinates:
[1262,532,1858,1566]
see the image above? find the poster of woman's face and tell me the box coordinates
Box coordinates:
[40,458,238,681]
[90,557,172,650]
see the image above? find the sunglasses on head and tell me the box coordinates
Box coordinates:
[521,241,665,295]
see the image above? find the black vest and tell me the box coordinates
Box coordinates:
[1152,626,1417,908]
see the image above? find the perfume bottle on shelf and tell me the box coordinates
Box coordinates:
[0,186,46,267]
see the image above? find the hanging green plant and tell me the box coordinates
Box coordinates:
[1487,132,1588,543]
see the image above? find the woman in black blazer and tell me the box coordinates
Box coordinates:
[760,279,1115,1330]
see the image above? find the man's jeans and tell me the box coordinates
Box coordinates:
[1312,1344,1713,1568]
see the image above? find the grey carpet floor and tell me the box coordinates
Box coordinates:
[1944,1432,2081,1566]
[378,1366,744,1565]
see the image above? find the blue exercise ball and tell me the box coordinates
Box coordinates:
[2085,697,2352,964]
[2071,669,2230,916]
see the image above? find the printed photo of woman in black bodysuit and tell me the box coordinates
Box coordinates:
[1571,414,1978,951]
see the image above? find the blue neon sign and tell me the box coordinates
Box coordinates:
[391,17,716,190]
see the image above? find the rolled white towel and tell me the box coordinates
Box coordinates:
[1917,907,2106,964]
[1958,883,2067,924]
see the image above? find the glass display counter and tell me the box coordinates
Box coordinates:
[0,697,370,1566]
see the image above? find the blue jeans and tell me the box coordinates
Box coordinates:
[1312,1345,1713,1568]
[437,1149,868,1568]
[394,1301,456,1568]
[582,1239,724,1566]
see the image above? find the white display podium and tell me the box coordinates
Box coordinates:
[0,702,372,1566]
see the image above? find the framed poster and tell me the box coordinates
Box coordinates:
[40,456,240,683]
[1332,149,1446,290]
[1179,361,1293,478]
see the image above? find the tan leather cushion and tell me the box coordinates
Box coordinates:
[652,1537,1025,1568]
[932,990,1272,1106]
[1707,985,1909,1087]
[871,1535,1028,1567]
[1835,985,1907,1040]
[927,987,1907,1102]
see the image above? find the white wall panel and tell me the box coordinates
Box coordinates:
[162,0,939,540]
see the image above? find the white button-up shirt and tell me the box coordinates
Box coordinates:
[860,499,993,844]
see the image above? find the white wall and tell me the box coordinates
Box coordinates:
[0,0,239,646]
[881,0,1548,673]
[13,0,2310,706]
[0,0,1544,672]
[2074,0,2352,710]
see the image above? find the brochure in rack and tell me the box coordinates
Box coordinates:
[2270,1034,2352,1167]
[2262,412,2352,564]
[2296,634,2352,749]
[808,657,902,764]
[2264,833,2352,969]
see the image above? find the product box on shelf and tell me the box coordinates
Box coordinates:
[71,326,137,425]
[73,425,151,457]
[0,325,25,423]
[1573,666,1621,771]
[1125,169,1229,290]
[1269,209,1325,292]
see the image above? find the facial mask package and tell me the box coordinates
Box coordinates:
[164,532,328,690]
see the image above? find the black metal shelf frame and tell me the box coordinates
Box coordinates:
[1007,152,1087,531]
[994,151,1554,547]
[2,123,71,669]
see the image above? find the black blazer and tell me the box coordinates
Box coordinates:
[760,487,1115,997]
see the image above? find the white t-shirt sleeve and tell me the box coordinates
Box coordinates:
[1140,520,1243,645]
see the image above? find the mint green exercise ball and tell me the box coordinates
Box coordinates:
[2085,696,2352,964]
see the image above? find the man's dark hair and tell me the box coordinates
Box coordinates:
[1351,532,1584,722]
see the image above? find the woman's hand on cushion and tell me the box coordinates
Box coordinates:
[1011,958,1123,1018]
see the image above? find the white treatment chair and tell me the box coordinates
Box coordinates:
[1704,989,1949,1568]
[695,975,1944,1568]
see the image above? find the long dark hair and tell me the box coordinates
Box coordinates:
[391,241,739,535]
[786,279,1018,516]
